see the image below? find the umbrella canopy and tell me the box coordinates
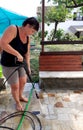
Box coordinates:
[0,7,27,36]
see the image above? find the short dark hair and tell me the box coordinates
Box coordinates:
[22,17,39,31]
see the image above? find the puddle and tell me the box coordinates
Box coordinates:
[39,92,57,120]
[24,83,40,92]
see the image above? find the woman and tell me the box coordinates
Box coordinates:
[0,17,39,111]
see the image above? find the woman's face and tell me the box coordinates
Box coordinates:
[25,24,37,36]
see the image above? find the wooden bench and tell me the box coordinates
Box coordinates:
[39,41,83,89]
[39,52,82,71]
[39,52,83,89]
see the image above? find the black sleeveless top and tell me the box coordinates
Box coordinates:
[1,26,28,67]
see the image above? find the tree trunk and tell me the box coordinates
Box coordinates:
[52,21,58,41]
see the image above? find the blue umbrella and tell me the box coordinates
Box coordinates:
[0,7,27,36]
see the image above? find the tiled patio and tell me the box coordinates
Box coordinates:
[0,83,83,130]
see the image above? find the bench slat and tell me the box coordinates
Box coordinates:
[39,54,82,71]
[40,66,82,71]
[40,60,81,65]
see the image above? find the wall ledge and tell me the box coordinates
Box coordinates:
[39,71,83,78]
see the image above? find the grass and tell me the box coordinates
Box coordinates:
[30,45,41,82]
[44,44,83,51]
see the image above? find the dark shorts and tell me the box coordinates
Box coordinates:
[2,66,26,85]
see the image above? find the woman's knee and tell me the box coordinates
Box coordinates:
[11,83,19,91]
[19,76,27,86]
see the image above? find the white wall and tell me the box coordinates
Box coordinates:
[45,20,83,34]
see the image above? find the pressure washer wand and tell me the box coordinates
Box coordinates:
[22,59,39,99]
[22,60,44,114]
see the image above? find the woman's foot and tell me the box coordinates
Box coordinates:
[20,96,28,103]
[16,102,23,111]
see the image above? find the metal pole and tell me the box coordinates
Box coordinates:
[41,0,45,52]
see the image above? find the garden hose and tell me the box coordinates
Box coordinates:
[0,58,42,130]
[16,84,34,130]
[0,83,42,130]
[0,111,42,130]
[0,66,20,91]
[0,126,14,130]
[16,59,42,130]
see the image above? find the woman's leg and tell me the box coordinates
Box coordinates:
[2,66,24,110]
[11,82,23,111]
[19,75,28,102]
[2,66,27,110]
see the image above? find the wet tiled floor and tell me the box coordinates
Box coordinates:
[0,83,83,130]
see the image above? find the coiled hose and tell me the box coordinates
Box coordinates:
[0,111,42,130]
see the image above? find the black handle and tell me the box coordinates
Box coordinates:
[15,57,32,82]
[23,59,32,82]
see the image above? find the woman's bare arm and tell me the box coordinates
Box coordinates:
[25,37,31,74]
[0,26,23,61]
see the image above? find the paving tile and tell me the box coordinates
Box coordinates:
[0,84,83,130]
[57,113,70,120]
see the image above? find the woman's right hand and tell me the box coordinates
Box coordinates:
[16,54,23,62]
